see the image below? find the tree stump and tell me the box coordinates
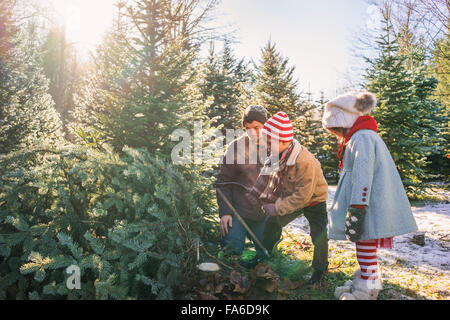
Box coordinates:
[412,232,425,246]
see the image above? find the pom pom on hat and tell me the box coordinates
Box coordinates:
[354,92,377,114]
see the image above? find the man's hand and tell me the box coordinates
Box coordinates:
[220,215,233,236]
[262,203,277,216]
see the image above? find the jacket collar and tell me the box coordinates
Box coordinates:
[259,139,302,175]
[286,139,303,166]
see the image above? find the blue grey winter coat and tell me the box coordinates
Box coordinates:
[328,129,418,241]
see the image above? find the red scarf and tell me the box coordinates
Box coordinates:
[337,115,378,170]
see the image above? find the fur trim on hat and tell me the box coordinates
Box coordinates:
[321,92,377,129]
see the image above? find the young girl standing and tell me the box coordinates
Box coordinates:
[322,92,418,300]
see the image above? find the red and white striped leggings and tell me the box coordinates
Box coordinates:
[356,240,379,280]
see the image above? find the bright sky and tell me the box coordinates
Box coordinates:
[215,0,381,98]
[45,0,381,99]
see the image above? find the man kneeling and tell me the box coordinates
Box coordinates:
[216,105,269,268]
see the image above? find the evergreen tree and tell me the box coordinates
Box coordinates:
[254,41,302,119]
[432,37,450,108]
[69,14,134,148]
[71,0,217,156]
[0,0,63,154]
[198,41,251,131]
[0,145,217,299]
[365,10,442,191]
[315,91,340,183]
[431,37,450,179]
[295,87,321,150]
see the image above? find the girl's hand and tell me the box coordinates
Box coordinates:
[345,206,366,242]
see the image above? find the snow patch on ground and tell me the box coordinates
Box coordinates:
[286,185,450,299]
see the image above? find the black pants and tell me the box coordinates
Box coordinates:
[262,202,329,272]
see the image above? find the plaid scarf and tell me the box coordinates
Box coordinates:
[248,142,295,204]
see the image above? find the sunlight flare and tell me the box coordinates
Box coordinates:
[46,0,115,56]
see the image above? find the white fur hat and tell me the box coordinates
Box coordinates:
[322,92,377,129]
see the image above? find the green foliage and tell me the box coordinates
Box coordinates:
[296,91,340,182]
[197,41,253,131]
[0,145,216,299]
[432,37,450,109]
[0,0,63,154]
[254,41,301,118]
[2,0,448,301]
[71,0,218,156]
[409,48,449,181]
[365,14,446,192]
[429,37,450,180]
[313,92,340,183]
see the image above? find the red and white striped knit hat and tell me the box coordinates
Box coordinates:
[262,112,294,142]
